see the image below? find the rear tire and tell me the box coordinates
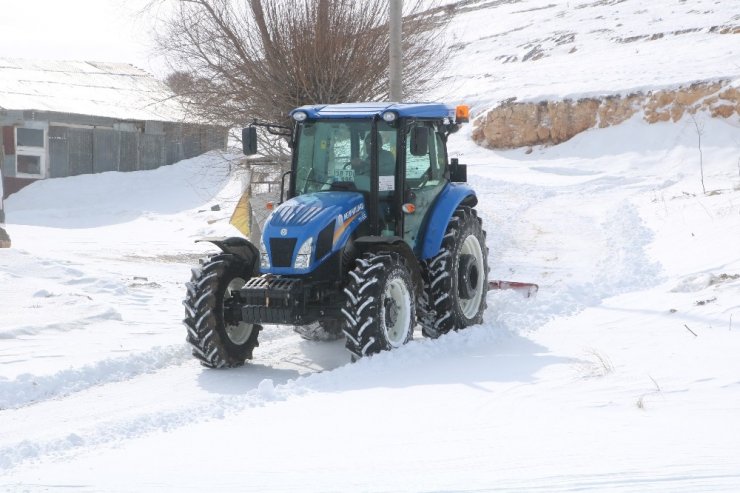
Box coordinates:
[342,252,415,359]
[420,206,489,338]
[183,253,261,368]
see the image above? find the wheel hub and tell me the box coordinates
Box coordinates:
[458,254,479,300]
[384,296,399,327]
[382,277,411,347]
[223,277,254,345]
[458,234,486,319]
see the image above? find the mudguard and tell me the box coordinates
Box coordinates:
[420,182,477,260]
[195,236,260,273]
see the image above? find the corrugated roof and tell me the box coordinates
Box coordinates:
[0,58,186,122]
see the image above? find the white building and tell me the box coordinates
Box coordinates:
[0,58,226,197]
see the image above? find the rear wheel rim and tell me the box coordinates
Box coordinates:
[458,235,485,319]
[382,277,411,347]
[223,277,253,345]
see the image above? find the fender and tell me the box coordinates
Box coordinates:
[195,237,260,274]
[420,183,478,260]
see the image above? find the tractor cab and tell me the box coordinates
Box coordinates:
[244,103,470,276]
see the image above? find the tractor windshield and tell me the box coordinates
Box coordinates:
[294,120,372,194]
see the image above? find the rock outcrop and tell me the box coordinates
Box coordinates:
[472,80,740,149]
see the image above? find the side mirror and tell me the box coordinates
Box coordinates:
[450,158,467,183]
[410,126,429,156]
[242,127,258,155]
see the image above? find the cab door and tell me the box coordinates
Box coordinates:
[402,123,447,252]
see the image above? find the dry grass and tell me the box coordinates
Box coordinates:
[636,375,662,410]
[580,348,614,378]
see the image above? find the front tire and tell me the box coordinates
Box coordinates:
[183,253,261,368]
[420,206,489,338]
[342,252,415,359]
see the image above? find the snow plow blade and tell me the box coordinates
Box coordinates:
[488,280,539,298]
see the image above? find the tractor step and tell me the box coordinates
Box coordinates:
[488,280,539,298]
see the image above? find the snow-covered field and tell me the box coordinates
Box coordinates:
[434,0,740,110]
[2,1,740,491]
[2,116,739,491]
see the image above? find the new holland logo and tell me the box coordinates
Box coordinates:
[333,203,367,245]
[342,203,365,221]
[280,228,288,236]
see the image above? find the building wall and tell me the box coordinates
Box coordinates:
[0,141,4,223]
[1,110,227,198]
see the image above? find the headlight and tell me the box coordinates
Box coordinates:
[381,111,397,122]
[292,111,308,122]
[259,238,270,269]
[294,237,313,269]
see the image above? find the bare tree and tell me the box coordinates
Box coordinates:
[151,0,449,159]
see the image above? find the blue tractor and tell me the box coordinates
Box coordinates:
[183,102,489,367]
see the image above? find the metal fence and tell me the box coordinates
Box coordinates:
[48,123,225,177]
[244,158,285,245]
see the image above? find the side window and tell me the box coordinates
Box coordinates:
[405,124,432,181]
[377,127,397,177]
[403,124,446,250]
[433,132,447,179]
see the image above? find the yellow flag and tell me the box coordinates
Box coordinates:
[229,191,251,237]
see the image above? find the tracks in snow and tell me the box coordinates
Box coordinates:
[0,162,668,475]
[0,242,348,473]
[0,329,347,472]
[473,169,664,332]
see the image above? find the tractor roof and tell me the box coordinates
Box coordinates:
[290,102,456,120]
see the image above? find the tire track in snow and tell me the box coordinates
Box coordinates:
[0,323,331,411]
[0,390,274,473]
[0,330,347,472]
[467,174,556,280]
[0,159,669,475]
[0,345,191,410]
[472,172,665,335]
[0,307,123,339]
[594,200,664,294]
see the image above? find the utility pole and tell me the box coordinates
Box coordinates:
[389,0,402,102]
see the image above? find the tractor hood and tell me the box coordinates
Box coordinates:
[260,192,367,275]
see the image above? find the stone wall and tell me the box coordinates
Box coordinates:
[472,80,740,149]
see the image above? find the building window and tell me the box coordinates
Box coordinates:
[15,127,46,178]
[17,155,42,175]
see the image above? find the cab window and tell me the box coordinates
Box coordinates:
[403,124,446,250]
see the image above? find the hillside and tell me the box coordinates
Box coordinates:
[434,0,740,148]
[2,1,740,491]
[435,0,740,109]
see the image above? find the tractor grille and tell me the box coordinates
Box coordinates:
[269,237,297,267]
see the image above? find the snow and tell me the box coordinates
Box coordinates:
[0,58,185,121]
[2,1,740,491]
[433,0,740,111]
